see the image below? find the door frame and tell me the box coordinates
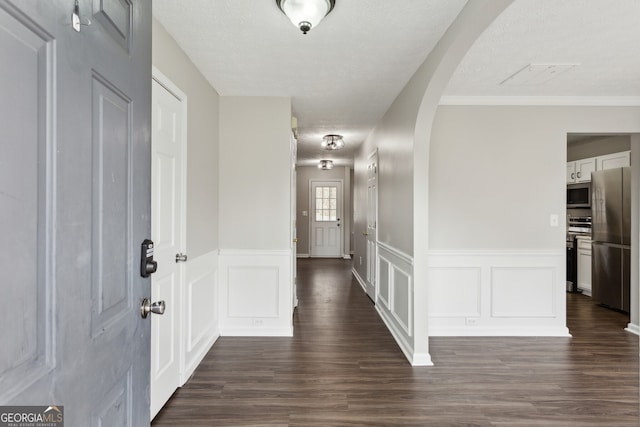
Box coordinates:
[150,66,188,417]
[309,179,344,258]
[365,150,378,299]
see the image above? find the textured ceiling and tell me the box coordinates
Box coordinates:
[153,0,640,167]
[152,0,467,166]
[443,0,640,98]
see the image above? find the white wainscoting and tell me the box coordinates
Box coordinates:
[219,249,293,337]
[181,250,219,384]
[426,250,570,337]
[376,243,417,364]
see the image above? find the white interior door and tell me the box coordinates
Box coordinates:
[310,180,343,257]
[151,75,186,418]
[365,153,378,298]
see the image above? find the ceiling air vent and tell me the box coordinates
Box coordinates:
[500,63,580,86]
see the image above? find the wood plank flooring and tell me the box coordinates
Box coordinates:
[152,258,639,426]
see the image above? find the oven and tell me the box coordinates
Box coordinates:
[566,215,592,292]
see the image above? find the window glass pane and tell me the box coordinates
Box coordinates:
[322,199,329,209]
[330,199,336,209]
[323,211,330,221]
[316,210,322,221]
[316,187,322,198]
[330,210,336,221]
[330,187,337,198]
[323,187,330,198]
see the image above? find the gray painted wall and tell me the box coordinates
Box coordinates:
[429,105,640,250]
[219,97,292,250]
[152,18,220,258]
[296,166,351,257]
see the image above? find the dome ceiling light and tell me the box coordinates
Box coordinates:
[276,0,335,34]
[318,160,334,170]
[321,134,344,150]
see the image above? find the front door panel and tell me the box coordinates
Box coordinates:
[0,1,152,425]
[310,181,342,258]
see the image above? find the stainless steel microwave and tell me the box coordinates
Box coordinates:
[567,182,591,208]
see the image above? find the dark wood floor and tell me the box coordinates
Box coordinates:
[152,258,639,426]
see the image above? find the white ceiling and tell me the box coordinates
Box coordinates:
[153,0,640,167]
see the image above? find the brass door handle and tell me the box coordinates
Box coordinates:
[293,238,298,243]
[363,232,368,236]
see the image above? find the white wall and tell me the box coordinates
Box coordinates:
[152,18,220,381]
[219,97,292,250]
[218,97,294,336]
[428,105,640,336]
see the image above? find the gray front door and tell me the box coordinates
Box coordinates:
[0,0,152,425]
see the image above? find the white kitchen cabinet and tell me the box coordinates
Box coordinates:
[597,151,630,170]
[576,236,592,296]
[567,157,596,183]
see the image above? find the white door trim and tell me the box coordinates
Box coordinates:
[309,179,344,258]
[150,67,188,419]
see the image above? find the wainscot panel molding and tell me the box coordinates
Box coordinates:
[426,250,570,337]
[374,243,430,365]
[625,322,640,336]
[219,249,293,337]
[182,250,219,384]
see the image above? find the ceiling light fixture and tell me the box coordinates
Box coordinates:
[318,160,334,170]
[276,0,335,34]
[321,134,344,150]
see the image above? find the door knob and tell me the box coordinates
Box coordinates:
[175,253,188,263]
[141,298,165,318]
[293,238,298,243]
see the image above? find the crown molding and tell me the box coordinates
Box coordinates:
[438,96,640,107]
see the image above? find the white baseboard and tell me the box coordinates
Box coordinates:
[296,253,310,258]
[428,326,571,337]
[342,254,351,260]
[181,333,218,385]
[376,305,433,366]
[220,327,293,337]
[351,267,367,293]
[625,323,640,336]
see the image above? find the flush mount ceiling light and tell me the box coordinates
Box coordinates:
[276,0,335,34]
[318,160,334,170]
[321,134,344,150]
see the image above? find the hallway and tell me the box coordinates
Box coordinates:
[152,258,639,426]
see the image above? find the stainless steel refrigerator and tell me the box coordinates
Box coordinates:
[591,167,631,312]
